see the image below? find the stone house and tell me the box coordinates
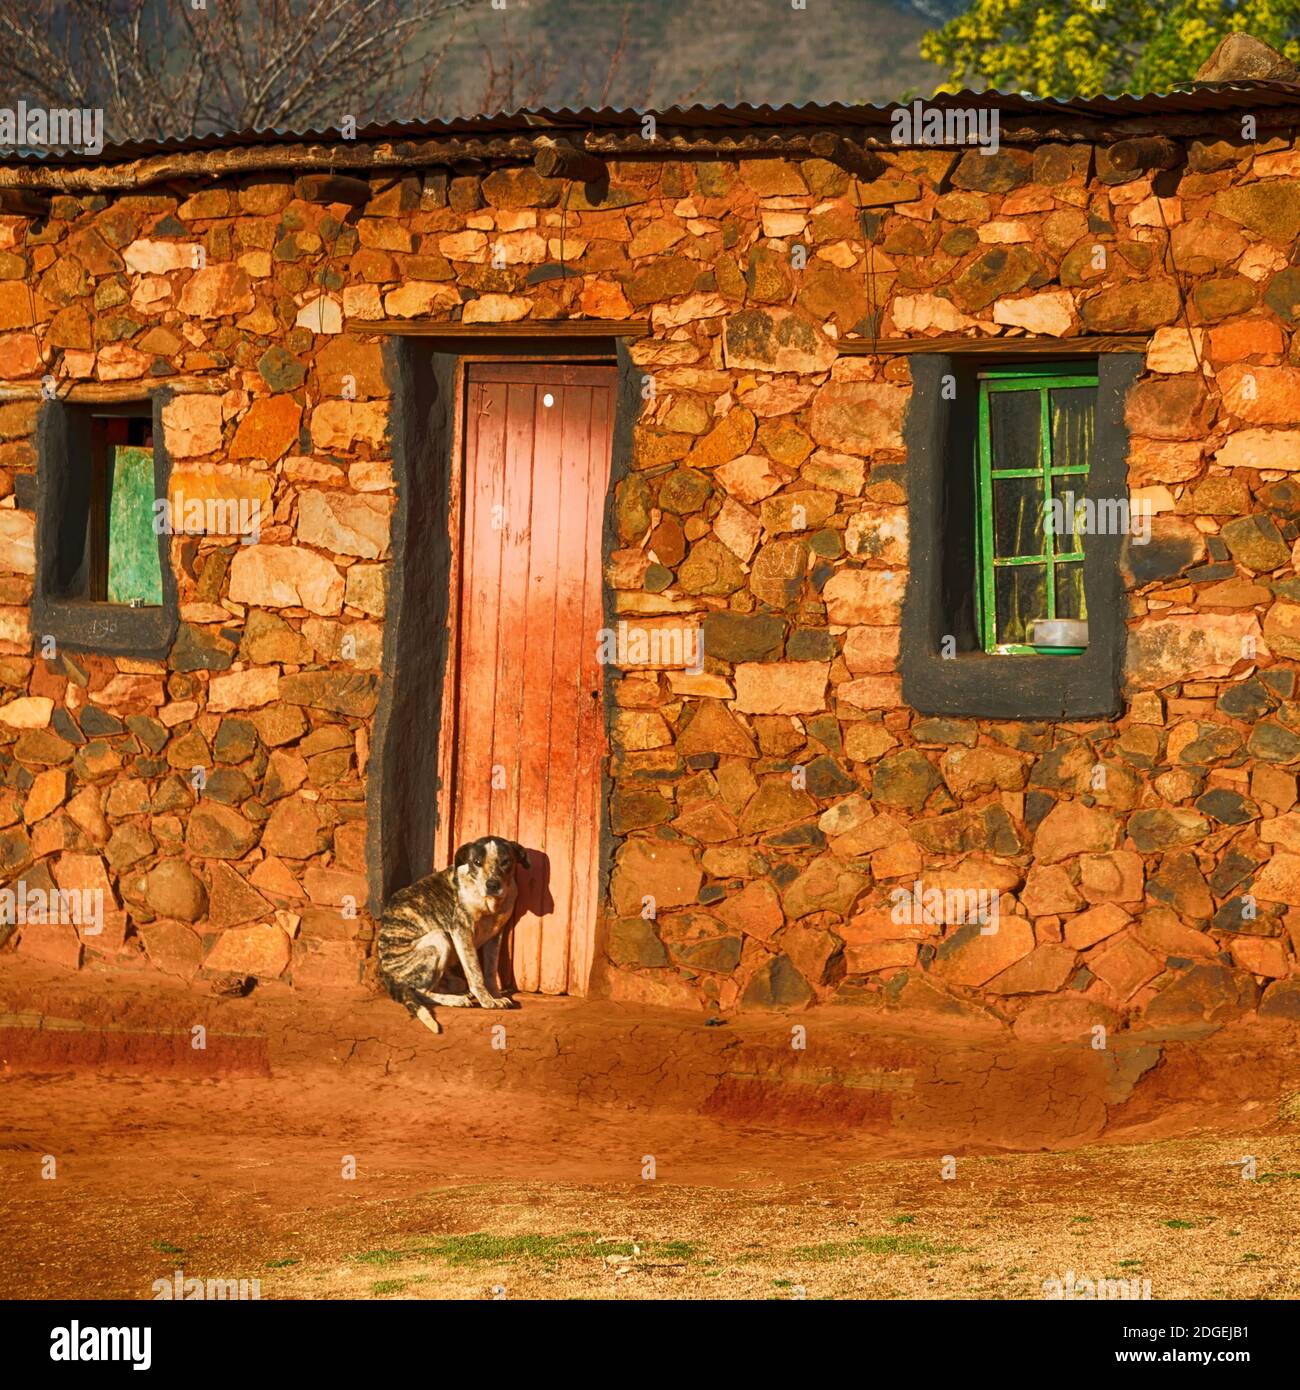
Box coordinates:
[3,49,1300,1034]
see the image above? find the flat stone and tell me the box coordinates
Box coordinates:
[714,879,784,940]
[1063,902,1130,950]
[733,661,828,715]
[1144,963,1260,1024]
[1080,281,1180,332]
[738,779,818,834]
[1020,864,1084,916]
[610,837,702,918]
[1136,905,1218,961]
[950,245,1041,311]
[0,696,52,728]
[203,923,290,979]
[1033,802,1121,862]
[701,612,786,664]
[685,409,756,470]
[1127,808,1211,853]
[987,943,1077,994]
[607,917,669,968]
[260,797,327,859]
[278,671,378,716]
[207,860,274,928]
[138,920,204,978]
[781,855,868,919]
[808,382,906,454]
[677,537,746,595]
[186,803,258,859]
[872,750,940,813]
[675,701,757,758]
[1088,935,1161,999]
[1078,850,1144,904]
[296,489,391,559]
[228,545,344,616]
[1220,514,1290,572]
[1259,979,1300,1020]
[740,954,813,1009]
[723,308,837,374]
[931,915,1035,988]
[178,263,254,319]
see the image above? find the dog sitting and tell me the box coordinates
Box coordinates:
[378,836,530,1034]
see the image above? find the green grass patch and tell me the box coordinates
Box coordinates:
[1163,1219,1197,1230]
[265,1257,300,1269]
[351,1231,700,1272]
[371,1279,407,1296]
[387,1231,700,1269]
[651,1240,698,1260]
[786,1233,954,1262]
[151,1240,184,1255]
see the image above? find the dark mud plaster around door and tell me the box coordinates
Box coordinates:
[367,340,455,913]
[900,352,1141,720]
[366,336,640,919]
[594,339,646,962]
[32,390,179,659]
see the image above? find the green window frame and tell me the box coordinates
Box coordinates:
[974,365,1098,654]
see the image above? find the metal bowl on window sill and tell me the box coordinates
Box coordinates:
[1029,618,1088,655]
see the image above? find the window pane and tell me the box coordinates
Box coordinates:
[988,389,1042,475]
[995,563,1047,646]
[1049,387,1095,473]
[993,472,1045,557]
[106,445,164,606]
[1055,562,1086,621]
[1049,475,1085,555]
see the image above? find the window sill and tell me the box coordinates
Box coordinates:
[30,595,177,660]
[899,646,1122,720]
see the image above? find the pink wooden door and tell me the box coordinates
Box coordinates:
[449,362,615,995]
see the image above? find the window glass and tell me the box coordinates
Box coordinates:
[976,369,1098,653]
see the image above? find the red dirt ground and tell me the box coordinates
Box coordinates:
[2,958,1298,1300]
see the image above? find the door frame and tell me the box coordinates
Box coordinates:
[366,336,641,997]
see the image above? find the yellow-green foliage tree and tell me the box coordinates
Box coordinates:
[921,0,1300,97]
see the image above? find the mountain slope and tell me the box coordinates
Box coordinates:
[422,0,950,116]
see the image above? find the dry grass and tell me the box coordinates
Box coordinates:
[222,1135,1300,1300]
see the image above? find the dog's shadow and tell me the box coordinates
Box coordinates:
[499,847,554,992]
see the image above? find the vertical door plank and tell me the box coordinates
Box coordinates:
[454,380,508,852]
[567,383,614,993]
[511,384,564,992]
[536,385,592,994]
[487,382,536,841]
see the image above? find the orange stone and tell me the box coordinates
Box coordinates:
[229,395,302,461]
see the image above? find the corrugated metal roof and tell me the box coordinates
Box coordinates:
[6,81,1300,164]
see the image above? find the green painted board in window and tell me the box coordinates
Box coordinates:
[107,445,163,606]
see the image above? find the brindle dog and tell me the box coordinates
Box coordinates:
[378,836,530,1034]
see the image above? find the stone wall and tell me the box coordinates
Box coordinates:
[2,130,1300,1033]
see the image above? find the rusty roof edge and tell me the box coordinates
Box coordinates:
[4,82,1300,173]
